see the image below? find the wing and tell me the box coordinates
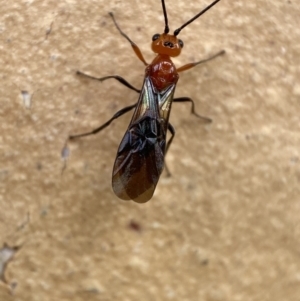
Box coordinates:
[112,76,176,203]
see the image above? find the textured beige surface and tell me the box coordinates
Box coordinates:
[1,0,300,300]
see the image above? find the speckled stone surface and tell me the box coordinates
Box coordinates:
[0,1,300,300]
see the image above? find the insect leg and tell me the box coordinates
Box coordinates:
[77,71,141,93]
[109,12,148,66]
[69,103,137,140]
[166,123,175,155]
[176,50,225,73]
[163,123,176,177]
[173,97,212,123]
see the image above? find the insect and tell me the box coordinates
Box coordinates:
[69,0,224,203]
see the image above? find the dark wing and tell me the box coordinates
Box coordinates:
[112,77,176,203]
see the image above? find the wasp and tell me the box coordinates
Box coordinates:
[70,0,224,203]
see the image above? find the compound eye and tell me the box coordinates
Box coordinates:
[152,33,160,41]
[178,39,184,48]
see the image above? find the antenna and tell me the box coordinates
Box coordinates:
[161,0,169,34]
[174,0,221,36]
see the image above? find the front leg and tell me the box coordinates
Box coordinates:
[109,12,148,66]
[176,50,225,73]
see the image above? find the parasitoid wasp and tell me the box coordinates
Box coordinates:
[69,0,225,203]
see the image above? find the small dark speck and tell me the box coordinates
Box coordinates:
[0,169,9,180]
[136,26,141,31]
[290,156,299,164]
[108,102,119,111]
[128,220,142,232]
[187,184,195,190]
[17,212,30,231]
[201,259,209,266]
[40,206,49,217]
[101,21,107,27]
[36,162,43,170]
[10,281,18,294]
[245,134,250,140]
[45,21,53,39]
[85,287,100,294]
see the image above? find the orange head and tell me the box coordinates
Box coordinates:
[152,0,222,57]
[151,33,183,57]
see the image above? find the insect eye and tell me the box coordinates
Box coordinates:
[178,39,184,48]
[152,34,160,41]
